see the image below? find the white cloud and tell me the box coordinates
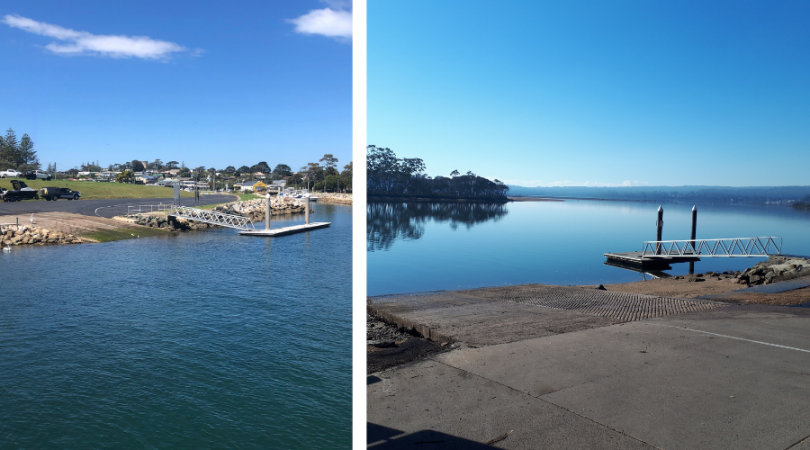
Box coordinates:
[2,14,190,60]
[288,8,352,41]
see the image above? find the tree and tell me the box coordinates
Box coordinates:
[166,161,179,170]
[81,162,102,172]
[290,172,304,188]
[224,165,236,175]
[150,159,164,170]
[320,154,338,170]
[131,160,145,172]
[255,161,271,173]
[15,133,38,170]
[450,170,460,177]
[272,164,292,179]
[116,170,135,183]
[1,129,21,169]
[237,165,250,176]
[324,174,340,192]
[301,162,324,190]
[341,161,353,191]
[0,135,9,169]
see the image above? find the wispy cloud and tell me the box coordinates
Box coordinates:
[500,179,650,187]
[288,7,352,42]
[2,14,193,60]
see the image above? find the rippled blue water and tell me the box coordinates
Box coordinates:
[0,204,351,449]
[368,200,810,295]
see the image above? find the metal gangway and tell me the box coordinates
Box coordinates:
[641,237,781,258]
[168,205,255,231]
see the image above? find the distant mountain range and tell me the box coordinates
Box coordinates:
[508,185,810,206]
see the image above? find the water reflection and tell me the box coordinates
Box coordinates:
[367,202,509,251]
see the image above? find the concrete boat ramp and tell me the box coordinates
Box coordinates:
[368,284,810,449]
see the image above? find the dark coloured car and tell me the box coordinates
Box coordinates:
[40,186,81,201]
[1,180,40,202]
[25,170,52,181]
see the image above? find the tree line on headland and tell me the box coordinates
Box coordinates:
[367,145,509,201]
[509,185,810,207]
[794,196,810,209]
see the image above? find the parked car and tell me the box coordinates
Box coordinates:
[1,180,40,202]
[25,170,52,181]
[0,169,22,178]
[40,186,81,201]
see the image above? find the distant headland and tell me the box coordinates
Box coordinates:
[508,185,810,207]
[367,146,509,203]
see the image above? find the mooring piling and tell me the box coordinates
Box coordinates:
[656,206,664,255]
[305,196,311,224]
[689,205,697,274]
[265,193,271,230]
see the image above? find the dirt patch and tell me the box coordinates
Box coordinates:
[596,272,744,298]
[717,287,810,306]
[596,272,810,306]
[367,311,448,374]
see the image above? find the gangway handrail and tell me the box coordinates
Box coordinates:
[641,237,781,258]
[168,205,255,230]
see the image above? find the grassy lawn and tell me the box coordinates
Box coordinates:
[234,192,263,201]
[0,179,195,200]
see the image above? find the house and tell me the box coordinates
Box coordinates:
[270,179,287,192]
[235,181,267,192]
[137,174,160,184]
[253,172,267,180]
[157,178,178,187]
[64,169,79,178]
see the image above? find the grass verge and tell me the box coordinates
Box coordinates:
[0,179,195,200]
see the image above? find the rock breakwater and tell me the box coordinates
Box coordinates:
[0,224,83,246]
[214,197,309,221]
[130,215,213,231]
[316,193,352,205]
[736,256,809,286]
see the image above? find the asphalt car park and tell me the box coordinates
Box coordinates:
[0,194,236,218]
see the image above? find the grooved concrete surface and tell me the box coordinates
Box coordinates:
[369,284,727,346]
[369,289,810,449]
[464,284,727,321]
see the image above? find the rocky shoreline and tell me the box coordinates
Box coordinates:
[735,256,808,285]
[214,197,309,221]
[316,193,353,205]
[0,224,84,246]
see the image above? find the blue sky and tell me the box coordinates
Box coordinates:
[0,0,352,172]
[368,1,810,187]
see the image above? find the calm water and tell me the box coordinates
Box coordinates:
[368,200,810,296]
[0,204,352,449]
